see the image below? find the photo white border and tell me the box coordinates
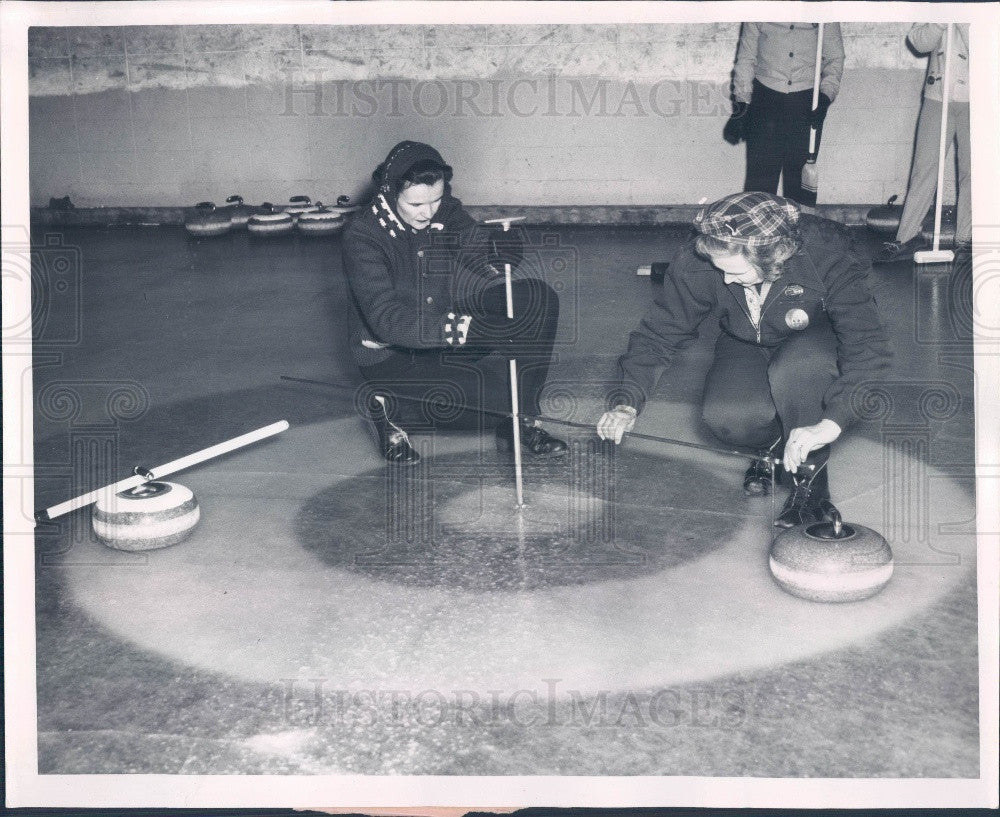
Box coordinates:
[3,1,998,809]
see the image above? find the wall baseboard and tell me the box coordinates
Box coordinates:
[29,203,875,228]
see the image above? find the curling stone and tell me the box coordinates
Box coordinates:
[297,201,347,236]
[247,202,294,236]
[329,194,358,216]
[224,194,256,228]
[865,195,902,236]
[768,510,893,603]
[283,194,320,223]
[920,206,957,246]
[184,202,232,238]
[92,480,200,551]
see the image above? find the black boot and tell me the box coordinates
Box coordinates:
[496,419,568,458]
[743,458,773,496]
[368,396,420,465]
[774,448,838,528]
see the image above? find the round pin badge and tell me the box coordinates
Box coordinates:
[785,308,810,330]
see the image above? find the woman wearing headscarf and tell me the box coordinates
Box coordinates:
[342,140,566,465]
[597,192,891,528]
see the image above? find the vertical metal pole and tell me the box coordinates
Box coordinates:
[506,259,525,509]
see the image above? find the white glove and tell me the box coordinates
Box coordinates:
[444,312,472,346]
[596,404,638,444]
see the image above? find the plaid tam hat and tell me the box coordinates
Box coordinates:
[694,192,801,248]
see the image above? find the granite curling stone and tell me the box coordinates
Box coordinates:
[185,201,233,238]
[297,201,347,236]
[92,480,200,551]
[865,195,903,235]
[768,512,893,603]
[247,203,294,236]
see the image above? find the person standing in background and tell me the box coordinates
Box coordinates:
[724,23,845,206]
[874,23,971,264]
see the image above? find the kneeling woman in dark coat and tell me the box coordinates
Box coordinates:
[342,140,566,464]
[598,192,891,527]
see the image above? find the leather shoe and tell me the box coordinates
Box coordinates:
[743,459,773,496]
[496,420,568,458]
[367,395,420,466]
[775,452,837,528]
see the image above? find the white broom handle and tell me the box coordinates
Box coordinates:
[808,23,824,155]
[931,23,953,252]
[38,420,290,520]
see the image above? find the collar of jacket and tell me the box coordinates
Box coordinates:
[723,247,826,307]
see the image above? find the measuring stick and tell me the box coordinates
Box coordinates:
[505,257,525,509]
[36,420,290,521]
[280,375,812,471]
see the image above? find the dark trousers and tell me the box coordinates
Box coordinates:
[745,80,823,205]
[700,318,838,450]
[359,278,559,431]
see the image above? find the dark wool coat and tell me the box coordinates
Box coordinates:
[342,193,491,368]
[615,215,892,430]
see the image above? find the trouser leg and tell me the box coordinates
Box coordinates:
[897,98,945,243]
[953,101,972,243]
[744,83,784,195]
[360,350,509,431]
[766,316,839,438]
[361,279,560,431]
[701,333,782,448]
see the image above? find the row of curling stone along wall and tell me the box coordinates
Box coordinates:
[184,193,358,237]
[27,22,957,209]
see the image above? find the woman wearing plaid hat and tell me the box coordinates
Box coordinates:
[342,140,566,465]
[598,192,891,527]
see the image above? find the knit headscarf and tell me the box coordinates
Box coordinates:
[370,141,451,238]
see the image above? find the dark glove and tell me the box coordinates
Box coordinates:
[486,226,525,273]
[809,93,832,128]
[723,101,750,145]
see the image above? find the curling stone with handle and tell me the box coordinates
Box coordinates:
[283,194,320,223]
[92,480,200,551]
[247,202,294,236]
[769,510,893,603]
[865,195,903,236]
[185,202,232,238]
[224,194,257,228]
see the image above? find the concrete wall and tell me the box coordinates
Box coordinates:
[27,23,955,208]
